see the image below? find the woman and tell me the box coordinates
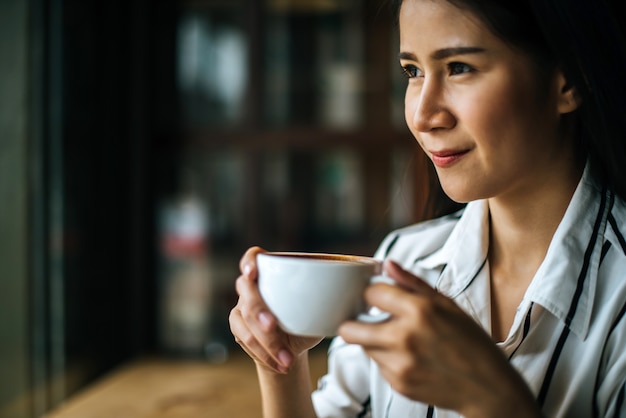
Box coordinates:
[229,0,626,416]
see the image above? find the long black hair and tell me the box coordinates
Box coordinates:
[392,0,626,218]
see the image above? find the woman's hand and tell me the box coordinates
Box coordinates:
[338,259,540,418]
[229,247,323,374]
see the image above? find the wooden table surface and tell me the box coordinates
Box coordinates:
[45,346,329,418]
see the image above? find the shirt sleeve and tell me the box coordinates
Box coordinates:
[311,337,372,418]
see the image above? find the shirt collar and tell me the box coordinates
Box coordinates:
[418,199,490,298]
[525,166,608,339]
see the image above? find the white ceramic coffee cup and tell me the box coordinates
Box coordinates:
[257,252,391,337]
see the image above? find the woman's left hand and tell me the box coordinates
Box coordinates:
[338,259,540,418]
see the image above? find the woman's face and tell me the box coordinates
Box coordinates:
[400,0,573,203]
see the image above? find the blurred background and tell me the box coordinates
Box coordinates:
[0,0,434,416]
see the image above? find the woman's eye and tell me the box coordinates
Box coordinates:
[401,64,421,79]
[448,62,474,75]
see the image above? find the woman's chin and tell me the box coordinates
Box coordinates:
[438,179,487,204]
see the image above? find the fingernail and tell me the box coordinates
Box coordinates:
[243,264,252,277]
[278,349,293,368]
[258,311,273,330]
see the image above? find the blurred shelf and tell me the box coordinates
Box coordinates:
[181,128,416,151]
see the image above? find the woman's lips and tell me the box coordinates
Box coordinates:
[430,149,469,168]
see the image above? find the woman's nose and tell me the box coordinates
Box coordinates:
[409,80,456,132]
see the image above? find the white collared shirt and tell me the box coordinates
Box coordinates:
[312,167,626,418]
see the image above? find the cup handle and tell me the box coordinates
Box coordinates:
[356,275,394,323]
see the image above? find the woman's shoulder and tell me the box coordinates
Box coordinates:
[374,208,465,262]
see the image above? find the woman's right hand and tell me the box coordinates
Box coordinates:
[229,246,323,374]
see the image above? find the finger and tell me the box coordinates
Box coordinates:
[338,318,392,349]
[229,306,288,373]
[235,275,294,368]
[239,246,267,280]
[363,281,420,317]
[384,259,436,294]
[235,275,276,333]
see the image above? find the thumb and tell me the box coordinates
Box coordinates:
[383,259,436,295]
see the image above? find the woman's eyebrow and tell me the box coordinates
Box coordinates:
[431,46,485,60]
[398,46,486,61]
